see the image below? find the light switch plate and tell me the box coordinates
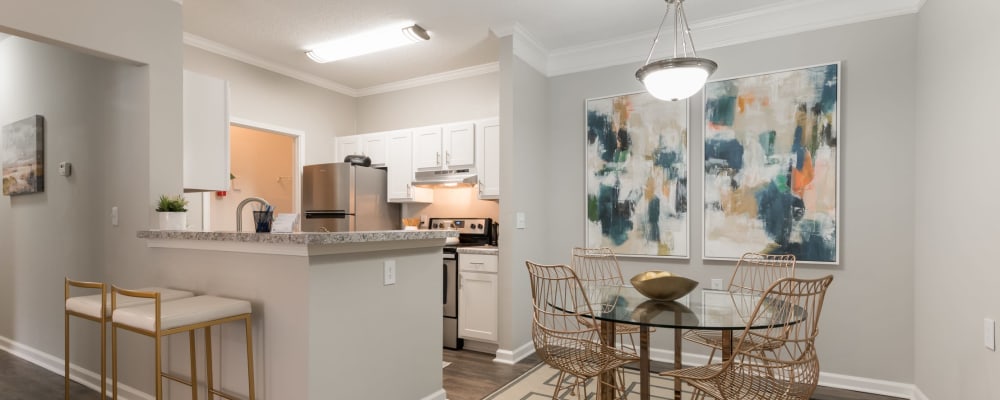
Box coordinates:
[111,206,118,227]
[711,278,724,290]
[516,212,526,229]
[383,260,396,286]
[986,318,996,351]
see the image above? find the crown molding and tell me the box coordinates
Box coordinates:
[491,22,550,76]
[545,0,924,76]
[357,62,500,97]
[183,32,359,97]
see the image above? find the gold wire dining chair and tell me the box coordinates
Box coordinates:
[526,260,639,399]
[662,275,834,400]
[683,252,795,363]
[570,247,643,354]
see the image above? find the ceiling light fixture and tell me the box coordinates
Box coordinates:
[306,23,430,63]
[635,0,717,101]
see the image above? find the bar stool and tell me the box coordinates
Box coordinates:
[110,286,256,400]
[64,278,193,399]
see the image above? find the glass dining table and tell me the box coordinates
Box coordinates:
[577,285,800,400]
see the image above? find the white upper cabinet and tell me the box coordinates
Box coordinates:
[335,136,361,163]
[444,122,475,169]
[361,132,386,167]
[476,119,500,199]
[413,123,475,171]
[386,130,432,203]
[412,126,443,171]
[183,70,230,192]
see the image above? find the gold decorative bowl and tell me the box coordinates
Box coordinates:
[630,271,698,301]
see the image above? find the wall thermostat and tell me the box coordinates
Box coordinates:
[58,162,72,177]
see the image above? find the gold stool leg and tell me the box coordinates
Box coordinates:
[245,316,256,400]
[111,324,118,400]
[100,316,107,400]
[189,330,198,400]
[64,311,70,400]
[205,326,214,400]
[155,332,162,400]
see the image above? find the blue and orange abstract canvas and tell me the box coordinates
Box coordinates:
[585,92,689,258]
[703,63,840,263]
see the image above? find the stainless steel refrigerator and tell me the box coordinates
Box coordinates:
[301,163,401,232]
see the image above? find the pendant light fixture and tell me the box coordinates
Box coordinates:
[635,0,717,101]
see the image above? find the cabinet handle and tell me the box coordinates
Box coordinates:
[446,151,451,164]
[436,152,441,165]
[406,183,411,197]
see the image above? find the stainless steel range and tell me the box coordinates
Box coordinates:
[432,217,493,350]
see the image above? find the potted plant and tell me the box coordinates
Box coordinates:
[156,194,189,230]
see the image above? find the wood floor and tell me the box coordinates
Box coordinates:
[3,348,901,400]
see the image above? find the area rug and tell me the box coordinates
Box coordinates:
[484,363,694,399]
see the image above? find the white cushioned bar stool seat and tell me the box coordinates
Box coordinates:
[66,287,194,318]
[64,278,194,400]
[110,286,255,400]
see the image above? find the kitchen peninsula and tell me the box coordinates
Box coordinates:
[136,229,456,400]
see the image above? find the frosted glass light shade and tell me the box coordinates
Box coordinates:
[306,24,429,63]
[636,57,718,101]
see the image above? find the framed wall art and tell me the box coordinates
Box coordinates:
[2,115,45,196]
[702,62,840,263]
[585,91,689,258]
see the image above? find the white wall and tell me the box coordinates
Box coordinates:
[356,72,499,133]
[0,0,182,395]
[184,45,356,166]
[544,15,918,384]
[914,0,1000,398]
[497,36,550,354]
[0,35,157,392]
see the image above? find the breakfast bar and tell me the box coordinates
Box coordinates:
[136,229,456,400]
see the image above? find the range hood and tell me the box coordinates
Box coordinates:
[413,168,478,187]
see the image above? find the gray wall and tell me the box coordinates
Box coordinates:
[497,36,550,353]
[544,15,918,383]
[0,35,156,391]
[0,0,184,395]
[184,45,357,166]
[356,72,499,133]
[914,0,1000,398]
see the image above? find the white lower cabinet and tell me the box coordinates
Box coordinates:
[458,253,498,343]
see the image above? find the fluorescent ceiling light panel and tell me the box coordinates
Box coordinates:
[306,24,429,63]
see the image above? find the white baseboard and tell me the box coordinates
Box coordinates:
[494,341,535,365]
[648,346,923,400]
[422,388,448,400]
[0,335,153,400]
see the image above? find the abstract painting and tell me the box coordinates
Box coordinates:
[2,115,45,196]
[703,63,840,263]
[585,91,688,258]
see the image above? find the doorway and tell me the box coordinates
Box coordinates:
[203,119,304,231]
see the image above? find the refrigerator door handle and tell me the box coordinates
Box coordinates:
[304,210,350,219]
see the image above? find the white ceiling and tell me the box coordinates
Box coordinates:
[182,0,923,97]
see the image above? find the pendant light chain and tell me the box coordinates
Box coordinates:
[644,3,673,66]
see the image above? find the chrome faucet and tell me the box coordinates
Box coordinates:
[236,197,271,232]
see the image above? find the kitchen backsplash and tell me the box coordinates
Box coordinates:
[402,186,498,227]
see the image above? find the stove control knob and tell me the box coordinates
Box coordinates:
[450,223,456,228]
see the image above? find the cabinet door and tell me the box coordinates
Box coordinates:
[476,119,500,199]
[458,271,498,342]
[386,130,432,203]
[412,126,443,170]
[182,70,230,191]
[361,132,386,166]
[444,122,475,169]
[335,136,360,163]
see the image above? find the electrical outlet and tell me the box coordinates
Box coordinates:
[710,278,724,290]
[383,260,396,286]
[986,318,996,351]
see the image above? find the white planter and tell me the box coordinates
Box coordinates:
[158,212,187,230]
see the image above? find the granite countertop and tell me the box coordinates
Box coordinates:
[137,229,458,245]
[456,245,499,255]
